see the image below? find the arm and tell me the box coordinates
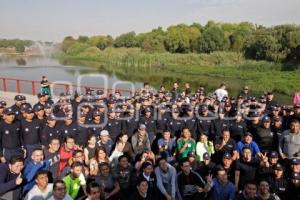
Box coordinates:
[107,181,120,198]
[0,166,18,194]
[83,148,90,165]
[235,170,240,191]
[155,168,168,197]
[171,167,176,198]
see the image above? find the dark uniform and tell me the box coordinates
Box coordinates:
[40,117,61,147]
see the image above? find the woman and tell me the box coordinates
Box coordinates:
[109,141,124,168]
[84,134,98,165]
[134,150,155,173]
[139,162,157,198]
[196,133,215,161]
[177,128,196,159]
[116,133,134,159]
[95,162,120,200]
[92,146,110,165]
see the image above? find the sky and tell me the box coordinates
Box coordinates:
[0,0,300,42]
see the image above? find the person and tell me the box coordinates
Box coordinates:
[196,133,215,161]
[0,155,24,200]
[177,128,196,159]
[234,180,261,200]
[40,75,51,98]
[47,180,72,200]
[214,83,228,102]
[85,181,101,200]
[95,162,120,200]
[84,134,98,165]
[112,155,136,200]
[139,161,157,197]
[131,124,151,156]
[24,169,53,200]
[63,162,86,199]
[255,116,276,153]
[176,158,212,200]
[155,157,177,200]
[237,132,261,157]
[266,163,288,200]
[257,180,280,200]
[44,137,60,180]
[285,172,300,199]
[109,141,124,168]
[58,136,75,176]
[210,166,235,200]
[279,119,300,158]
[130,178,151,200]
[235,147,260,191]
[157,130,176,163]
[0,107,23,162]
[23,148,50,193]
[98,130,114,156]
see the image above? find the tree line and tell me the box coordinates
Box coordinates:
[0,39,33,53]
[61,21,300,63]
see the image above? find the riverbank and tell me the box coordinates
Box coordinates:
[54,48,300,103]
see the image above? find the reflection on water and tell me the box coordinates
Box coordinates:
[0,56,293,104]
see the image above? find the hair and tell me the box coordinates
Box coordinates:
[86,181,100,195]
[35,169,49,179]
[291,119,300,125]
[242,146,251,152]
[95,146,109,163]
[71,161,83,169]
[50,137,60,143]
[98,162,110,170]
[244,180,257,188]
[87,132,96,141]
[53,180,66,191]
[136,177,148,186]
[179,157,189,167]
[116,132,128,142]
[216,166,226,173]
[156,157,167,167]
[31,147,43,155]
[72,149,84,157]
[64,135,75,143]
[9,155,24,165]
[118,154,129,162]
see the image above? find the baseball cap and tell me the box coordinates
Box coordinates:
[100,130,109,136]
[291,172,300,180]
[0,100,7,108]
[47,114,56,121]
[223,152,232,160]
[93,110,101,117]
[203,152,210,160]
[14,94,25,101]
[274,163,283,170]
[291,158,300,165]
[268,151,278,158]
[244,132,253,137]
[33,104,44,112]
[24,107,34,113]
[262,116,271,123]
[187,151,196,157]
[3,107,15,115]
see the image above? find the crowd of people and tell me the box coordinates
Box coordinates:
[0,81,300,200]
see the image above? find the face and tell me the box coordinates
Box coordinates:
[291,122,300,133]
[53,183,67,200]
[222,158,232,167]
[292,164,300,173]
[121,135,128,143]
[200,134,207,142]
[65,138,75,150]
[49,139,60,152]
[4,114,15,123]
[143,165,153,175]
[137,181,148,195]
[100,165,110,176]
[74,152,84,163]
[163,131,171,140]
[182,129,191,138]
[89,136,97,145]
[245,184,257,198]
[36,110,45,117]
[31,150,44,162]
[159,159,168,172]
[71,166,83,178]
[274,169,283,178]
[242,149,252,161]
[100,135,109,143]
[36,174,49,189]
[9,161,24,174]
[119,157,129,168]
[259,181,270,194]
[217,170,228,183]
[244,135,252,143]
[270,157,278,165]
[47,119,56,127]
[222,131,230,140]
[25,112,34,120]
[98,150,106,160]
[88,187,101,200]
[181,161,191,174]
[263,121,271,128]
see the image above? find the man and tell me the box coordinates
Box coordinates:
[285,172,300,199]
[48,180,72,200]
[235,180,261,200]
[130,178,151,200]
[236,132,261,157]
[210,166,235,200]
[131,124,151,156]
[176,158,212,200]
[63,162,85,199]
[140,107,157,143]
[21,107,41,159]
[11,94,26,121]
[104,109,122,142]
[255,116,275,152]
[214,83,228,102]
[85,181,101,200]
[235,147,260,191]
[267,163,288,200]
[24,169,53,200]
[40,115,61,147]
[97,130,114,155]
[155,157,177,200]
[58,136,75,175]
[112,155,136,200]
[279,119,300,158]
[23,148,50,193]
[0,107,23,162]
[0,155,24,200]
[44,137,60,180]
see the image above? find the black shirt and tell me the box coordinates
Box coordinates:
[0,120,21,153]
[235,158,260,190]
[20,119,41,145]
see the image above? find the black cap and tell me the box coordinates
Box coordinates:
[291,158,300,165]
[96,90,104,95]
[187,151,195,157]
[223,152,232,159]
[44,103,52,109]
[244,132,253,137]
[14,95,25,101]
[144,107,152,113]
[203,152,210,160]
[93,110,101,117]
[273,116,282,122]
[262,116,271,123]
[20,103,31,112]
[47,114,56,121]
[291,172,300,180]
[274,163,283,170]
[37,92,46,98]
[267,91,273,95]
[3,107,15,115]
[0,100,7,108]
[24,107,34,113]
[294,104,300,109]
[33,104,44,112]
[200,105,208,111]
[268,151,278,158]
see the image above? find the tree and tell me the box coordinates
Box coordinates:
[139,27,166,53]
[61,36,76,52]
[197,25,225,53]
[78,36,89,43]
[66,42,90,55]
[114,32,137,48]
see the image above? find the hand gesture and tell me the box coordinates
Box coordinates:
[16,174,23,185]
[206,174,213,184]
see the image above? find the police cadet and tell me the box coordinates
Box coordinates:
[229,111,247,142]
[167,107,185,139]
[40,115,61,148]
[11,94,26,121]
[246,112,261,139]
[33,104,46,128]
[71,91,84,120]
[258,151,280,180]
[89,110,105,138]
[75,112,90,148]
[139,107,157,143]
[213,108,230,138]
[21,107,41,159]
[59,114,78,141]
[197,104,214,140]
[34,92,48,108]
[156,104,170,134]
[0,100,7,120]
[0,107,23,162]
[285,172,300,199]
[122,105,139,138]
[183,106,198,140]
[255,116,276,153]
[267,163,288,200]
[266,91,278,112]
[105,108,122,142]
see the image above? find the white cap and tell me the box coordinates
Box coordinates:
[100,130,109,136]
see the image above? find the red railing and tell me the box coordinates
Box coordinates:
[0,76,133,96]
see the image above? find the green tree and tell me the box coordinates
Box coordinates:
[61,36,76,52]
[197,25,225,53]
[78,36,89,43]
[114,32,137,48]
[66,42,90,55]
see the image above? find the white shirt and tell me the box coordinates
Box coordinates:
[214,88,228,102]
[47,194,73,200]
[25,184,53,200]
